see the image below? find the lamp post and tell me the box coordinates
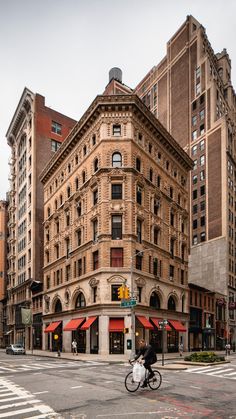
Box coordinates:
[130,248,153,358]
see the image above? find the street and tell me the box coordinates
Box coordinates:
[0,352,235,418]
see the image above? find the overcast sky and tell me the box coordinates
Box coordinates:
[1,0,236,200]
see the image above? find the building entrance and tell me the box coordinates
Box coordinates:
[109,332,124,354]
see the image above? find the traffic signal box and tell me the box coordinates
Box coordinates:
[118,285,130,300]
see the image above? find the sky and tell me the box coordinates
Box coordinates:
[1,0,236,200]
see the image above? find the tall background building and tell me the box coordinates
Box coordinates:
[6,88,76,349]
[0,200,8,347]
[135,15,236,347]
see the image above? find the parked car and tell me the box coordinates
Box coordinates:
[6,344,25,355]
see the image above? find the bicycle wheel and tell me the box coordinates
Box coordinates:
[148,370,162,390]
[125,372,140,392]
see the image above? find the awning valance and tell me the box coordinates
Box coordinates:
[63,318,85,331]
[44,321,61,333]
[81,316,97,330]
[109,318,124,332]
[168,320,186,332]
[136,316,154,330]
[150,318,171,331]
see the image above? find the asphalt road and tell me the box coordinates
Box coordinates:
[0,351,235,418]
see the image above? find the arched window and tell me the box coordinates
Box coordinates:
[168,296,176,311]
[150,292,160,309]
[54,299,62,313]
[54,199,58,210]
[67,186,71,198]
[94,158,99,172]
[82,171,86,183]
[47,207,51,218]
[112,152,122,168]
[60,194,63,206]
[136,157,141,172]
[75,292,86,309]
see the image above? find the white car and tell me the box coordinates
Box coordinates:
[6,344,25,355]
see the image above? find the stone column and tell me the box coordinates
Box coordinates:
[99,315,109,355]
[86,329,90,354]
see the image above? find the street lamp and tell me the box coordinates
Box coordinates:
[130,248,153,358]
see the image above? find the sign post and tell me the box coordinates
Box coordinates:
[159,319,168,366]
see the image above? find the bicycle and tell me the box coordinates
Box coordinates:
[125,360,162,392]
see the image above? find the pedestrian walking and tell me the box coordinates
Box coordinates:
[178,342,184,357]
[72,339,78,355]
[225,343,231,356]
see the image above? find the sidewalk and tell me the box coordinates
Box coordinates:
[23,349,234,370]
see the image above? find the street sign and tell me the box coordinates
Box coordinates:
[158,319,168,326]
[120,299,137,307]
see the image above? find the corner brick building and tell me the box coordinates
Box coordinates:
[0,200,8,347]
[6,88,76,349]
[135,15,236,348]
[40,73,192,355]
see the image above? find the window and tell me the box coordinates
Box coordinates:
[154,198,160,215]
[196,82,201,96]
[136,186,142,205]
[65,238,70,258]
[65,265,71,281]
[75,292,86,308]
[93,189,98,205]
[75,178,79,190]
[200,94,205,104]
[150,292,160,309]
[169,265,174,281]
[76,201,81,217]
[77,229,81,246]
[193,160,197,170]
[153,258,158,276]
[196,66,201,79]
[192,100,197,111]
[93,251,99,270]
[137,219,142,243]
[200,109,205,120]
[149,168,153,182]
[112,152,122,167]
[111,184,122,200]
[200,170,205,181]
[136,251,142,270]
[181,269,184,285]
[200,232,206,242]
[192,115,197,126]
[193,235,198,245]
[55,244,59,259]
[193,204,198,214]
[92,134,96,145]
[157,175,161,187]
[67,186,71,198]
[112,215,122,240]
[199,139,205,151]
[192,130,197,141]
[93,219,98,242]
[193,219,198,229]
[192,145,197,156]
[75,154,79,165]
[94,158,99,172]
[77,259,82,276]
[136,157,141,172]
[200,185,205,196]
[200,201,205,211]
[82,171,86,183]
[51,121,62,135]
[149,143,152,154]
[170,210,174,226]
[193,189,197,200]
[200,124,205,135]
[66,211,70,226]
[83,145,87,156]
[200,216,205,226]
[113,124,121,136]
[93,286,97,303]
[168,296,176,310]
[200,155,205,166]
[170,238,175,258]
[170,187,173,199]
[192,175,197,184]
[137,286,142,303]
[111,285,120,301]
[110,248,123,267]
[154,227,160,245]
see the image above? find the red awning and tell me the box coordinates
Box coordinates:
[168,320,186,332]
[136,316,154,330]
[44,321,61,333]
[81,316,97,330]
[63,318,85,331]
[109,318,124,332]
[150,318,171,331]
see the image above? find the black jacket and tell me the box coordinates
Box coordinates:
[135,344,157,364]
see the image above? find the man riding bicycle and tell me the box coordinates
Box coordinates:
[132,339,157,387]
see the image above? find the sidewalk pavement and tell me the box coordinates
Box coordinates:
[22,349,235,370]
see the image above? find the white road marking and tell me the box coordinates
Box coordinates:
[224,371,236,376]
[33,373,42,375]
[187,366,215,372]
[190,385,201,389]
[104,381,114,383]
[71,385,83,389]
[207,368,234,375]
[0,407,40,418]
[0,400,40,410]
[32,391,49,395]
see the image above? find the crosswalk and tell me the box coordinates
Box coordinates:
[186,364,236,380]
[0,360,105,374]
[0,377,59,418]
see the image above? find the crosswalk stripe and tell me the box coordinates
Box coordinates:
[187,366,213,372]
[0,406,39,417]
[194,366,227,374]
[207,368,234,375]
[0,400,40,411]
[0,395,34,403]
[0,393,13,398]
[224,371,236,376]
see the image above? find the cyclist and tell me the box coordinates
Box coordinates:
[132,338,157,387]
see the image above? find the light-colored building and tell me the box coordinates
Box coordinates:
[135,15,236,346]
[0,200,8,347]
[40,73,192,355]
[6,88,76,349]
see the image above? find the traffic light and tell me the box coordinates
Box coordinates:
[124,286,130,299]
[123,328,129,334]
[118,286,124,300]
